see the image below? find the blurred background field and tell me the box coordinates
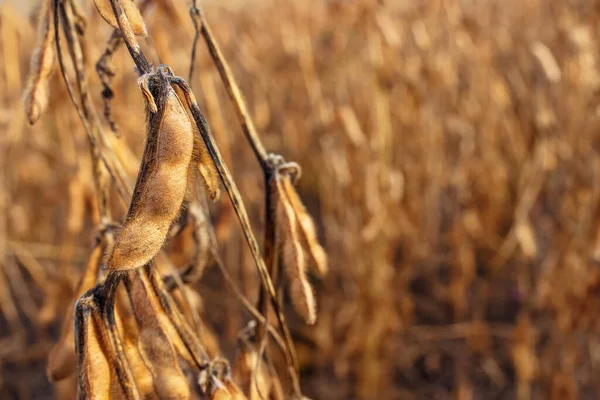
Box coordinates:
[2,0,600,398]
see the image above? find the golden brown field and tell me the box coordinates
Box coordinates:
[1,0,600,399]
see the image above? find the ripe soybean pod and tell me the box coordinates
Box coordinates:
[106,70,194,272]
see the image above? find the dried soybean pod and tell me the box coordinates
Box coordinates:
[93,0,147,36]
[47,234,107,382]
[281,177,328,276]
[145,265,210,369]
[129,273,191,399]
[276,176,317,325]
[174,84,221,201]
[106,74,194,271]
[74,298,112,400]
[143,279,197,367]
[114,284,157,399]
[171,285,221,359]
[23,0,55,125]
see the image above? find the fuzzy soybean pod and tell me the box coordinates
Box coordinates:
[106,74,194,271]
[74,298,113,400]
[114,285,157,399]
[23,0,55,125]
[129,272,191,399]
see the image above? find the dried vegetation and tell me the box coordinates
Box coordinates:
[1,0,600,399]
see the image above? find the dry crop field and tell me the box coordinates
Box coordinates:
[1,0,600,399]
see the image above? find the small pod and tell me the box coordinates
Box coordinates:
[106,76,194,271]
[93,0,147,36]
[23,0,55,125]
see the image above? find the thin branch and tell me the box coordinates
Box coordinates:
[193,6,268,166]
[197,191,289,353]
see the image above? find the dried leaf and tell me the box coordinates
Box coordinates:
[277,177,317,325]
[114,287,156,399]
[74,300,113,398]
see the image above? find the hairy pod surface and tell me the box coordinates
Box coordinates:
[48,235,107,382]
[23,0,55,125]
[106,78,194,271]
[276,176,317,325]
[93,0,147,36]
